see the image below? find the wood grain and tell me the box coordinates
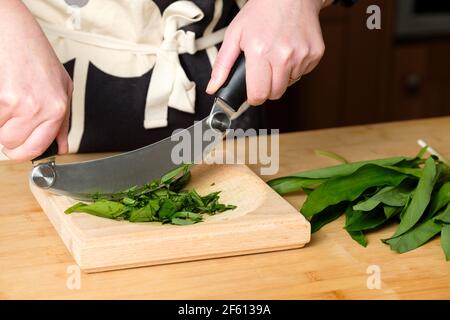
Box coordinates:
[29,164,310,272]
[1,117,449,299]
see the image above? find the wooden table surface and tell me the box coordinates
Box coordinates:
[1,117,449,300]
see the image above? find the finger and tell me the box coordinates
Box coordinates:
[246,53,272,106]
[0,108,12,128]
[0,92,18,127]
[303,43,325,75]
[206,27,242,95]
[303,57,321,75]
[269,63,291,100]
[288,55,310,87]
[2,119,61,161]
[0,116,41,149]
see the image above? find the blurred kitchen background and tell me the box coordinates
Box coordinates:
[263,0,450,132]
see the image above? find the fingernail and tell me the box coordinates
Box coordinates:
[206,79,215,94]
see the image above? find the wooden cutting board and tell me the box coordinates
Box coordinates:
[30,164,310,273]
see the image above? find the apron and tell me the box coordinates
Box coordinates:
[23,0,262,153]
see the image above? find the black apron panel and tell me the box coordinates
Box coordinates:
[80,62,152,152]
[152,0,174,14]
[63,59,76,78]
[63,59,76,133]
[214,0,240,31]
[179,51,214,120]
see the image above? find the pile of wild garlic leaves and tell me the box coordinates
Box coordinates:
[65,164,236,225]
[268,147,450,260]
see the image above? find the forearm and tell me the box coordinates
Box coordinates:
[0,1,44,43]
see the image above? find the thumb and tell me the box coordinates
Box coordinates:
[206,28,241,95]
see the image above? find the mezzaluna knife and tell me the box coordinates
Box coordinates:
[31,54,248,200]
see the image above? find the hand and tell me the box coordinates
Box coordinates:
[0,1,72,161]
[206,0,326,106]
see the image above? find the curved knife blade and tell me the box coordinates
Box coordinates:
[31,111,227,200]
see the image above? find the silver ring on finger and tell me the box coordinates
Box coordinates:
[288,74,302,86]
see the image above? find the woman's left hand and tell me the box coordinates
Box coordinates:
[206,0,327,106]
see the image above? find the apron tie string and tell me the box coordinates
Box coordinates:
[144,1,204,128]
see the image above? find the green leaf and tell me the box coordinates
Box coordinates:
[201,191,221,205]
[415,145,429,159]
[64,200,129,219]
[158,199,178,220]
[189,190,205,207]
[441,225,450,261]
[345,207,388,232]
[160,164,191,185]
[314,149,349,164]
[384,203,450,253]
[129,200,159,222]
[301,164,409,218]
[170,170,191,192]
[353,198,380,212]
[171,211,203,223]
[267,177,325,195]
[434,204,450,224]
[289,156,409,180]
[383,206,402,219]
[171,218,198,225]
[382,166,422,178]
[310,203,347,233]
[353,183,413,211]
[390,157,438,238]
[122,197,137,206]
[344,207,368,247]
[428,181,450,217]
[384,219,441,253]
[65,202,88,214]
[347,230,368,247]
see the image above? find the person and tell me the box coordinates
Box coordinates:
[0,0,355,161]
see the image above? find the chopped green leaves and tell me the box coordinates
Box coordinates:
[65,164,236,225]
[268,149,450,260]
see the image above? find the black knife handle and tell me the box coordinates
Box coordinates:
[33,140,58,162]
[216,52,247,111]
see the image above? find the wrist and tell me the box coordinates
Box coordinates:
[0,1,44,41]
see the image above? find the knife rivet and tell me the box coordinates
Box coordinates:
[31,163,56,189]
[210,112,231,132]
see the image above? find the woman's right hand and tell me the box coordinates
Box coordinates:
[0,1,72,161]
